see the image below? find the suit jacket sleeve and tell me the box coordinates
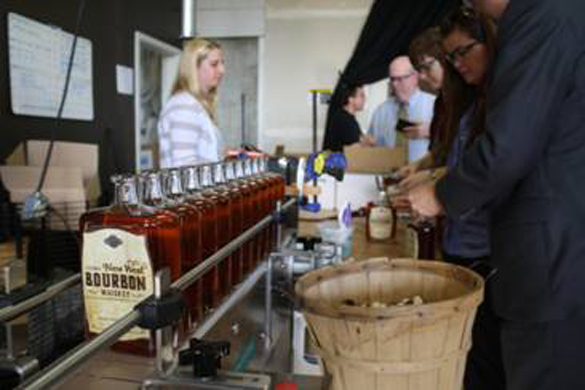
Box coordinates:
[435,1,575,217]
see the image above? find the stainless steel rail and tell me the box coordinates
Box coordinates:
[17,198,296,390]
[0,273,81,323]
[172,198,295,292]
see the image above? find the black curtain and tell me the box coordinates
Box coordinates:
[322,0,460,151]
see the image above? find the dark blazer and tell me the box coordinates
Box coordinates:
[436,0,585,321]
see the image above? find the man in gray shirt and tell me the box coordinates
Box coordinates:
[367,56,436,162]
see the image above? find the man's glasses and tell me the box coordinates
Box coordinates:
[445,41,480,65]
[390,72,415,83]
[415,58,438,73]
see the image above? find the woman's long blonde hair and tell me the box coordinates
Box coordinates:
[172,38,222,122]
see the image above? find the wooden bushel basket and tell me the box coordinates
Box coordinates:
[295,258,484,390]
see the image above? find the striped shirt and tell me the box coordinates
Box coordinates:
[158,92,224,168]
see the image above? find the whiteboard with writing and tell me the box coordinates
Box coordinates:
[8,13,94,121]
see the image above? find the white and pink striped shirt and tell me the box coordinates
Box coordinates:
[158,91,224,168]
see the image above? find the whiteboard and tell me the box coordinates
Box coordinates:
[8,13,94,121]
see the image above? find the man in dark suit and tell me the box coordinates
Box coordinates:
[405,0,585,388]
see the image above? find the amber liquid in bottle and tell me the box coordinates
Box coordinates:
[215,162,244,287]
[250,158,272,260]
[365,193,397,243]
[261,157,286,250]
[241,159,264,268]
[80,176,182,356]
[234,160,256,275]
[182,166,218,313]
[165,168,204,325]
[200,165,232,305]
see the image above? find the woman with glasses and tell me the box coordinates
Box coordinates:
[397,27,447,182]
[398,8,503,389]
[440,8,503,390]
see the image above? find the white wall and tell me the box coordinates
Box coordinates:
[260,0,388,154]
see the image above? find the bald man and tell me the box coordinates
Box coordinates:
[367,56,435,162]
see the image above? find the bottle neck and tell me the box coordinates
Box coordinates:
[251,158,259,176]
[142,173,166,204]
[258,157,267,175]
[116,177,140,206]
[183,166,201,193]
[235,160,245,180]
[243,159,252,177]
[167,169,185,199]
[225,162,236,182]
[200,165,214,188]
[213,163,226,185]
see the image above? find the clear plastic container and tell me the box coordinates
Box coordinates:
[317,221,354,259]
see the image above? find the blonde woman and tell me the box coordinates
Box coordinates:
[158,38,225,168]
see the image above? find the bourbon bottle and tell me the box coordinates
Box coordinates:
[200,165,232,303]
[140,171,184,281]
[182,166,219,312]
[80,175,182,356]
[366,192,397,243]
[224,162,245,284]
[234,160,257,275]
[242,159,263,268]
[213,163,244,287]
[164,168,204,324]
[249,158,271,260]
[258,157,283,251]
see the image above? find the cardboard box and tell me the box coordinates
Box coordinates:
[344,145,406,174]
[5,140,101,203]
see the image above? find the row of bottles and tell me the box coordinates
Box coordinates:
[80,158,285,356]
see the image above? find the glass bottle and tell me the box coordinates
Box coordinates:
[223,162,245,284]
[242,159,263,267]
[140,171,183,281]
[406,219,436,260]
[200,165,232,303]
[80,175,182,356]
[213,162,244,288]
[234,160,257,275]
[164,168,204,325]
[258,156,282,251]
[182,166,219,313]
[249,158,271,260]
[366,191,397,242]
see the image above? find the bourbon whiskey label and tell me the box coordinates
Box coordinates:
[369,206,393,240]
[82,229,154,341]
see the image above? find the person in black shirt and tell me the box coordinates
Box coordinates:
[323,84,367,152]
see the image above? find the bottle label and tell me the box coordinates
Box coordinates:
[82,229,154,341]
[405,226,420,259]
[369,206,393,240]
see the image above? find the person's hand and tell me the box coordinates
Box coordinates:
[399,169,433,192]
[406,181,444,218]
[403,122,430,139]
[360,134,377,147]
[397,163,418,179]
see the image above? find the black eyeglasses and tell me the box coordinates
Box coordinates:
[445,41,480,64]
[415,58,438,73]
[390,72,415,83]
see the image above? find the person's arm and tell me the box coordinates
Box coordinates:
[436,2,575,217]
[403,122,431,139]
